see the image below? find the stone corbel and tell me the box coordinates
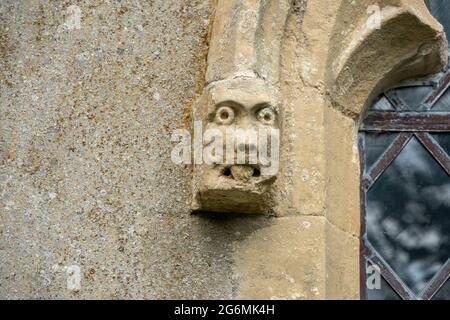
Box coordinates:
[192,0,293,214]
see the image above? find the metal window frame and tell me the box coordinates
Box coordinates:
[359,67,450,300]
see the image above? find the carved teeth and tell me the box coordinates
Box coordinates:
[230,165,255,181]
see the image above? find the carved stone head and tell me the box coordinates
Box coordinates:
[191,0,292,214]
[192,77,281,214]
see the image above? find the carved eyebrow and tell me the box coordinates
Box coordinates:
[251,102,277,114]
[215,100,245,111]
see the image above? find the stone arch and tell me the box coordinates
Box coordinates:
[326,0,447,118]
[324,0,448,299]
[192,0,449,299]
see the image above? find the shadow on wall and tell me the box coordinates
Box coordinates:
[194,211,274,241]
[135,210,274,299]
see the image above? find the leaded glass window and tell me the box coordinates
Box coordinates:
[360,0,450,300]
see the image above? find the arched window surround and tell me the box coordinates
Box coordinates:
[359,1,450,300]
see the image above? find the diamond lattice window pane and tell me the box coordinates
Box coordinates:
[367,138,450,295]
[432,279,450,300]
[431,88,450,111]
[363,133,398,171]
[366,262,402,300]
[387,86,434,110]
[373,95,395,111]
[367,276,402,300]
[431,134,450,156]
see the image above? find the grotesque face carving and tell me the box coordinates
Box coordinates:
[192,78,281,214]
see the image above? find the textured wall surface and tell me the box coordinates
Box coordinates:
[0,0,243,299]
[1,0,446,300]
[0,0,329,300]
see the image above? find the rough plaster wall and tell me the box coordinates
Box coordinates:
[0,0,327,300]
[2,0,442,300]
[0,0,249,299]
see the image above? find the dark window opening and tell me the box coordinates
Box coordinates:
[360,1,450,300]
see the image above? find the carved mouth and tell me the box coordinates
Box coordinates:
[222,165,262,181]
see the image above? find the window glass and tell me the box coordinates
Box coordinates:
[363,133,398,171]
[431,134,450,155]
[386,86,434,110]
[432,279,450,300]
[361,0,450,300]
[366,138,450,295]
[432,87,450,111]
[373,95,395,111]
[366,262,402,300]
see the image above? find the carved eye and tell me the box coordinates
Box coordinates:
[257,107,276,125]
[215,106,235,125]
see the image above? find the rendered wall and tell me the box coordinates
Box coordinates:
[0,0,446,299]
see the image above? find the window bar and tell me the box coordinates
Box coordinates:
[421,260,450,300]
[362,133,413,190]
[415,132,450,175]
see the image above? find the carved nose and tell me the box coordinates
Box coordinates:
[237,141,258,154]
